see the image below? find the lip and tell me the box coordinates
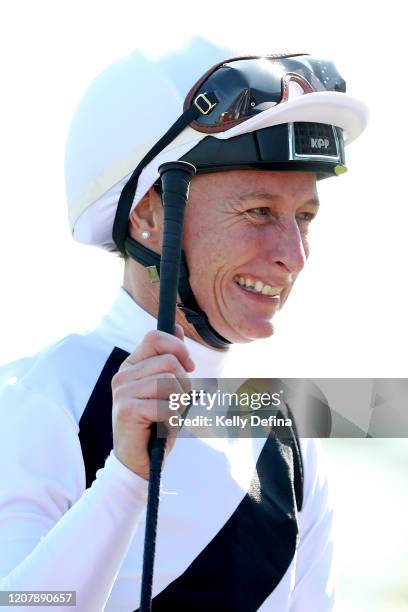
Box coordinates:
[233,278,282,306]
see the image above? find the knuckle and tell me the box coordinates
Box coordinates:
[165,373,178,388]
[112,369,127,387]
[144,329,160,344]
[163,354,179,373]
[112,384,125,402]
[119,355,137,371]
[115,398,137,420]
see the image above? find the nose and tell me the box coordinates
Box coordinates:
[264,220,307,277]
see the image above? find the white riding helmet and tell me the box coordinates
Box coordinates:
[64,37,369,254]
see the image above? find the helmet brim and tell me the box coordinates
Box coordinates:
[212,91,369,145]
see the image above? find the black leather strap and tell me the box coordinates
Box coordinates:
[125,235,161,269]
[177,251,231,348]
[124,236,231,349]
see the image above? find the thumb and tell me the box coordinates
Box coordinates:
[174,323,185,341]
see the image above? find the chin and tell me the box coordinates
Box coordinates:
[220,318,276,344]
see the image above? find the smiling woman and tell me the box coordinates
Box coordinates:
[0,35,371,612]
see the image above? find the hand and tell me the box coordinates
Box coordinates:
[111,324,195,480]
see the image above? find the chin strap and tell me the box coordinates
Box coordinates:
[124,235,231,349]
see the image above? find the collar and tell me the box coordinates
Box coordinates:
[95,286,231,378]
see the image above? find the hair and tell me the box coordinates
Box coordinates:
[115,249,129,261]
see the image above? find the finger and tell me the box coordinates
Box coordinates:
[119,330,195,373]
[113,353,192,393]
[174,323,184,341]
[115,374,191,398]
[113,373,189,402]
[115,398,189,430]
[113,398,184,475]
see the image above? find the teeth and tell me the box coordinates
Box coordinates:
[234,276,281,296]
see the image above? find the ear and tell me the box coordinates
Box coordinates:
[127,186,163,248]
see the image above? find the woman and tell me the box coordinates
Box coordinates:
[0,37,368,611]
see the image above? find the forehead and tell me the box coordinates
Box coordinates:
[190,170,318,205]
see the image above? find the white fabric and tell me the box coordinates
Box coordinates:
[64,37,369,252]
[0,287,336,611]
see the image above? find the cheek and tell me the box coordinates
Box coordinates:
[184,213,248,267]
[186,218,215,250]
[183,218,223,281]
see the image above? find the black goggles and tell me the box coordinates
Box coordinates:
[113,53,347,254]
[185,53,346,133]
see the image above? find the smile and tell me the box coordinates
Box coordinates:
[233,276,283,296]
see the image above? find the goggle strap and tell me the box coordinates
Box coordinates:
[113,92,218,253]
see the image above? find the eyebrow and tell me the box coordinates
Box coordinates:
[238,192,320,207]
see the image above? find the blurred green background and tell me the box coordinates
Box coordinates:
[322,439,408,611]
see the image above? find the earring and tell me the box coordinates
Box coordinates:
[141,230,151,239]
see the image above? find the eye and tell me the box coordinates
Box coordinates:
[249,207,270,217]
[245,206,272,225]
[296,212,316,223]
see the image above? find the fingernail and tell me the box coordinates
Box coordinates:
[187,357,195,371]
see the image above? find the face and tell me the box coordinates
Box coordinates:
[181,170,319,343]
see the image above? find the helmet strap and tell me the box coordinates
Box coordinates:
[124,235,231,349]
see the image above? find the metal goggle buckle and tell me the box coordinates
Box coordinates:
[194,92,218,115]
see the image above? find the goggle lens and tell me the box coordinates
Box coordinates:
[187,55,346,131]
